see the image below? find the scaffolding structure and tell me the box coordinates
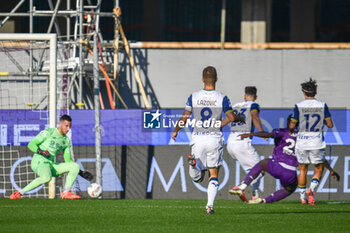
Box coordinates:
[0,0,131,196]
[0,0,154,110]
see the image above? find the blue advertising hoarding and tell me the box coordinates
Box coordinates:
[0,109,348,146]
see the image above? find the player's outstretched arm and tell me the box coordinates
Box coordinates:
[324,160,340,181]
[251,110,264,132]
[171,110,191,141]
[239,131,274,140]
[251,110,269,140]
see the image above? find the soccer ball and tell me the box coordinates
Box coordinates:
[87,183,102,198]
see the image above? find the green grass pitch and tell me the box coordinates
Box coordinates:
[1,199,349,233]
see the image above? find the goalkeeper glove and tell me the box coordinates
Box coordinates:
[37,148,50,158]
[79,170,94,181]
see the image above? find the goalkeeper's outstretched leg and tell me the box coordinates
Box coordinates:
[10,160,82,200]
[10,162,53,199]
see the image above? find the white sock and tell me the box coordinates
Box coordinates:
[19,189,25,195]
[309,177,320,192]
[251,183,260,197]
[252,189,260,198]
[206,177,219,208]
[239,183,247,190]
[251,173,263,194]
[63,186,71,193]
[299,187,306,200]
[189,165,202,182]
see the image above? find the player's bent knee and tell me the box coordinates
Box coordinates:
[74,162,80,170]
[40,175,52,184]
[70,162,80,172]
[259,159,269,171]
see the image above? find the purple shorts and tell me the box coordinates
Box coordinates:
[267,160,297,187]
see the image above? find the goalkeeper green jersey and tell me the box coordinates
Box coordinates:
[28,128,73,163]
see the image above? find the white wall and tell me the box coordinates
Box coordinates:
[134,49,350,109]
[1,48,349,109]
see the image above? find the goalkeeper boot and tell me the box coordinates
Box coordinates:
[10,191,21,199]
[61,191,81,200]
[188,154,196,167]
[248,197,264,204]
[306,189,315,205]
[229,185,248,203]
[206,206,215,215]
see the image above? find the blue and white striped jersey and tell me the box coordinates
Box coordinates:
[292,99,332,149]
[185,89,233,139]
[230,101,260,140]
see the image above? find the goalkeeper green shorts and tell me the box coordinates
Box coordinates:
[31,154,60,177]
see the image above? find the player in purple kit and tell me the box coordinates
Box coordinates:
[229,115,298,204]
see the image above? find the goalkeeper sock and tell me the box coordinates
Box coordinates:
[206,177,219,208]
[189,165,202,182]
[19,189,25,195]
[63,186,71,193]
[309,177,320,192]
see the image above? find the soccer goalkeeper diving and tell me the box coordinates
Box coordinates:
[10,115,93,200]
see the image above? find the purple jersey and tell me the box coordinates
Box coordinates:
[272,128,298,168]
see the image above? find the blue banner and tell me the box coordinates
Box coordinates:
[0,109,348,146]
